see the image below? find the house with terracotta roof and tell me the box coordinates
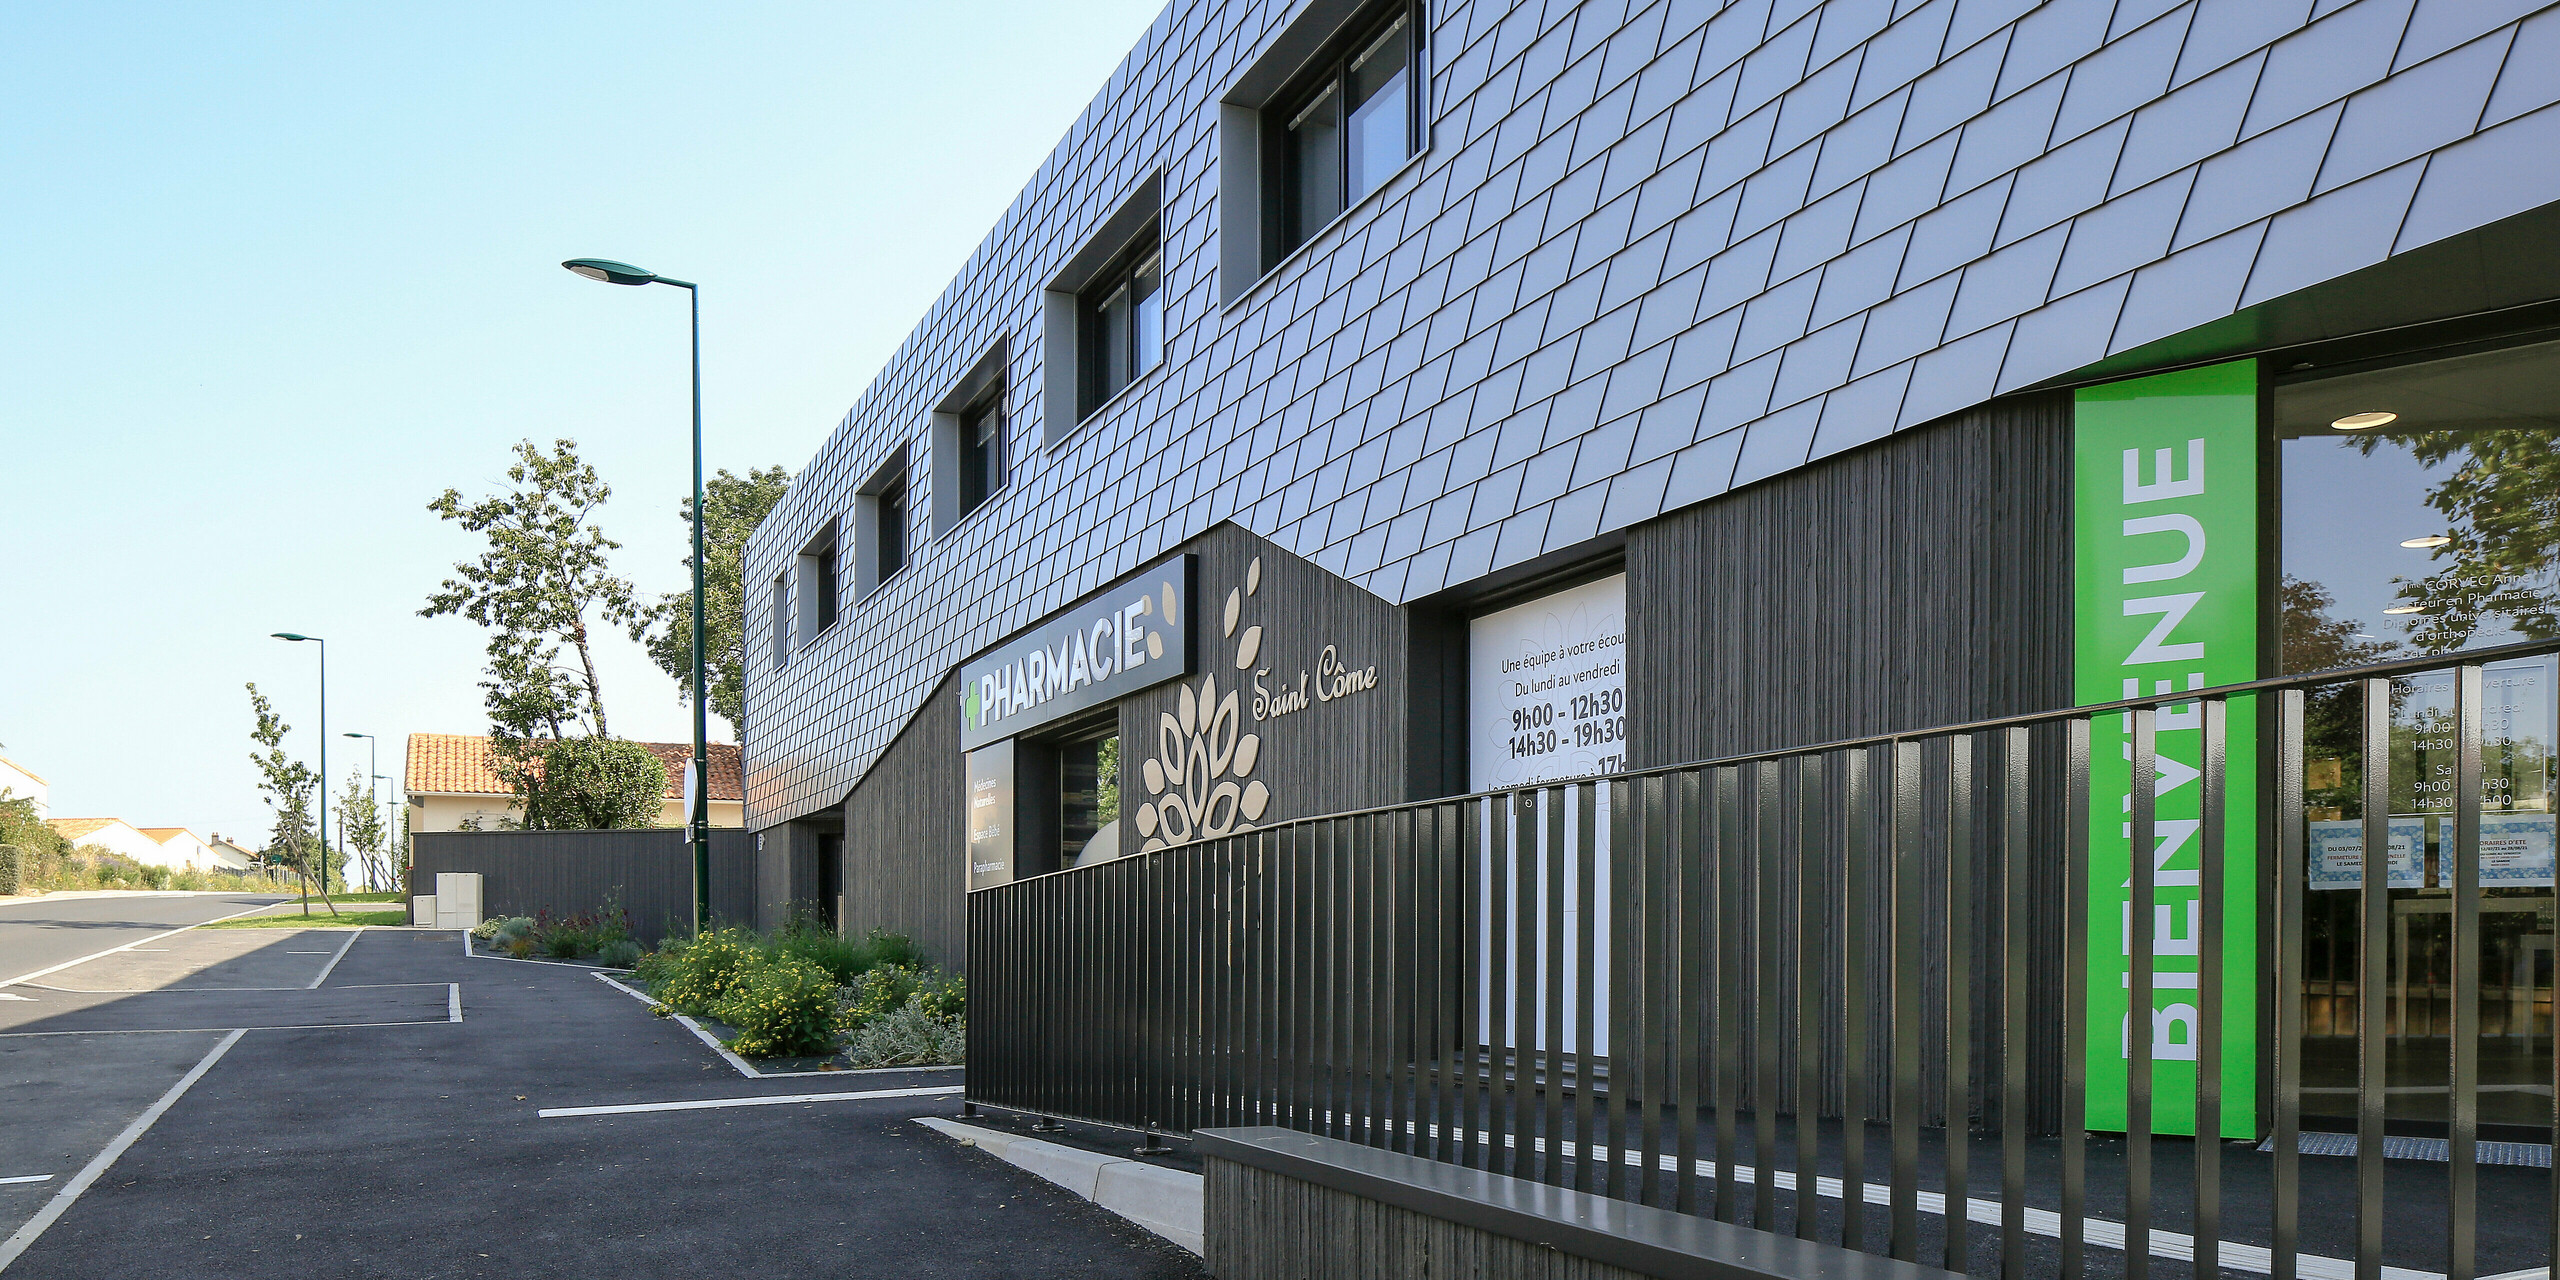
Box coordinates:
[47,818,171,867]
[0,755,48,819]
[403,733,744,834]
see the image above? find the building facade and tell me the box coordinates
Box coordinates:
[746,0,2560,1136]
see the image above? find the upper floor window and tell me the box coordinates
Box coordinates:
[1263,3,1421,269]
[856,446,912,598]
[795,522,840,645]
[769,572,791,668]
[874,470,908,584]
[958,389,1007,518]
[1080,233,1162,419]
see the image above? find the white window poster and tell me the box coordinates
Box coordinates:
[2307,818,2424,890]
[1469,574,1627,792]
[2450,813,2558,888]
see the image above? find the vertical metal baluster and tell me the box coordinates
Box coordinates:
[1945,733,1974,1274]
[2198,699,2228,1277]
[1360,814,1382,1147]
[1642,773,1669,1206]
[2274,692,2305,1280]
[2130,707,2157,1280]
[1298,820,1319,1136]
[2450,666,2481,1280]
[1547,784,1569,1185]
[2062,717,2090,1280]
[1576,781,1599,1194]
[1756,759,1783,1230]
[1415,810,1440,1156]
[1716,765,1743,1222]
[1842,746,1871,1254]
[1515,790,1541,1177]
[1677,768,1706,1213]
[1445,803,1469,1163]
[1246,832,1264,1127]
[1891,739,1923,1262]
[1796,754,1823,1242]
[1486,796,1511,1166]
[2357,678,2390,1280]
[1331,818,1350,1142]
[1459,799,1482,1167]
[1392,811,1416,1154]
[2000,726,2030,1279]
[1610,776,1637,1199]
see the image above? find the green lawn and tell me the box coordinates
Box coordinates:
[202,908,410,929]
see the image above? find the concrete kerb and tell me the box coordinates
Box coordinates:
[916,1117,1203,1255]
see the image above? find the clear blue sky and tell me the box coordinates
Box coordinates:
[0,2,1166,848]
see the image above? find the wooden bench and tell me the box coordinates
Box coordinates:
[1197,1127,1963,1280]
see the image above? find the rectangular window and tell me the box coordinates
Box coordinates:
[1079,236,1163,419]
[1263,3,1421,270]
[769,573,791,668]
[875,473,907,584]
[958,392,1007,517]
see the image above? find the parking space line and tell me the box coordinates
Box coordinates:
[538,1085,961,1118]
[0,1028,243,1273]
[448,983,461,1023]
[0,1019,461,1038]
[308,929,361,988]
[0,1178,49,1188]
[0,903,287,989]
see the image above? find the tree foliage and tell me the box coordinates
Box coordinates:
[424,439,635,740]
[631,465,790,741]
[2360,427,2560,650]
[246,683,337,910]
[517,738,668,831]
[338,768,390,892]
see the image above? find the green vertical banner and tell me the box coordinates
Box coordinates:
[2074,360,2260,1139]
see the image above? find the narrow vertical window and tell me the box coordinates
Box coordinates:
[958,392,1007,517]
[875,474,907,583]
[770,573,791,668]
[1079,233,1164,419]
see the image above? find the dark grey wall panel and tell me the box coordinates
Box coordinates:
[1625,392,2074,765]
[841,669,968,969]
[413,829,754,949]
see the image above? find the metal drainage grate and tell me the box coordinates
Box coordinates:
[2256,1131,2553,1167]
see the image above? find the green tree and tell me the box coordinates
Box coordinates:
[247,683,336,915]
[519,738,669,830]
[423,438,636,739]
[338,768,389,892]
[630,465,791,741]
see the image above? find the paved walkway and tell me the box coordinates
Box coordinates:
[0,926,1203,1278]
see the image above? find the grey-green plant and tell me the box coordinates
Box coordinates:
[597,939,642,969]
[629,465,791,741]
[844,995,965,1068]
[0,844,21,896]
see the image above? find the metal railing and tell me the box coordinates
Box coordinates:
[967,638,2560,1278]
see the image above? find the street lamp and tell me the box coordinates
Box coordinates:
[271,632,326,908]
[344,732,377,891]
[563,256,711,932]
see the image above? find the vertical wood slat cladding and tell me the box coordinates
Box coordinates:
[412,829,753,949]
[1117,524,1423,844]
[842,668,968,968]
[1626,395,2077,1134]
[1625,393,2074,766]
[1207,1160,1655,1280]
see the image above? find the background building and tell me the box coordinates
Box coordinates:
[744,0,2560,1137]
[402,732,744,833]
[0,756,49,819]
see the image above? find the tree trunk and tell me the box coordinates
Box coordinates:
[569,615,609,737]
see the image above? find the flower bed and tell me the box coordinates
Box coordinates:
[630,921,964,1065]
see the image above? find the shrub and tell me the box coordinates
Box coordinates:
[841,964,963,1031]
[469,917,508,940]
[597,939,642,969]
[710,954,844,1057]
[490,917,535,946]
[0,844,20,896]
[646,927,763,1014]
[506,936,537,959]
[855,928,924,972]
[139,864,172,890]
[845,995,965,1068]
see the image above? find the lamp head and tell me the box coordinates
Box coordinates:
[271,632,316,642]
[343,732,369,740]
[563,258,658,286]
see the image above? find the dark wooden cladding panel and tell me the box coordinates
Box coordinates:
[1118,524,1422,848]
[412,828,752,949]
[1625,392,2074,765]
[843,667,969,968]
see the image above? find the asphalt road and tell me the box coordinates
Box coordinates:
[0,893,284,985]
[2,927,1204,1278]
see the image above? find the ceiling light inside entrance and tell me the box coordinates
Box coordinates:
[2400,534,2453,549]
[2331,411,2398,431]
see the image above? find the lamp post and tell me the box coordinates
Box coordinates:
[270,633,326,908]
[344,732,377,890]
[562,257,711,932]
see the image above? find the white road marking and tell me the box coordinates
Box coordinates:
[539,1085,961,1118]
[0,1028,243,1272]
[307,930,361,988]
[0,995,29,1002]
[447,984,461,1023]
[0,902,286,988]
[0,1019,459,1038]
[285,952,330,955]
[0,1177,49,1187]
